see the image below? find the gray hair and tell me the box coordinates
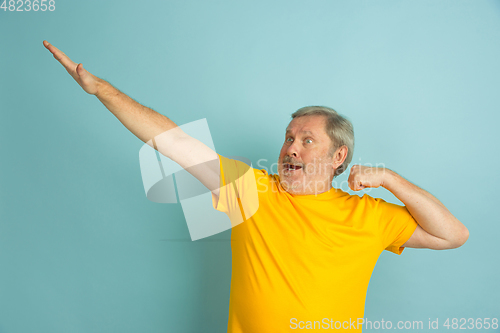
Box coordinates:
[291,106,354,178]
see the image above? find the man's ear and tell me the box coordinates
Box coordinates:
[332,145,348,169]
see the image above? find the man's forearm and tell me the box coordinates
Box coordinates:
[43,40,188,160]
[95,80,178,145]
[382,170,469,246]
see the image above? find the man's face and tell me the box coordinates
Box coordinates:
[278,115,336,195]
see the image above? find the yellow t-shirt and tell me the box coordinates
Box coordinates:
[214,155,418,332]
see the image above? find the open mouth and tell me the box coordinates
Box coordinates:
[283,163,302,171]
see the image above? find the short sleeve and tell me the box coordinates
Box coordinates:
[211,154,259,227]
[374,197,418,255]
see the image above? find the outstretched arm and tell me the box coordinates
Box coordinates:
[43,40,220,196]
[348,165,469,250]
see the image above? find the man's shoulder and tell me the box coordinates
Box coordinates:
[253,169,281,193]
[336,191,388,211]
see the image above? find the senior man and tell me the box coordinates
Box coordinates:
[43,40,469,332]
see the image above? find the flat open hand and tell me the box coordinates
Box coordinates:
[43,40,102,95]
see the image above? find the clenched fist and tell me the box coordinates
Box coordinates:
[348,164,393,191]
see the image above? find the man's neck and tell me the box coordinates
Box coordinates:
[282,182,333,196]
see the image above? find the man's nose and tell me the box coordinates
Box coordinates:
[286,142,299,158]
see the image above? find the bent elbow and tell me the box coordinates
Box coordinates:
[460,227,470,246]
[450,227,469,249]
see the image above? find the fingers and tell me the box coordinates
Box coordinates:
[43,40,100,95]
[347,168,362,191]
[76,63,83,75]
[349,181,364,191]
[43,40,77,71]
[77,63,90,79]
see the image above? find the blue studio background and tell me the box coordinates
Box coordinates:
[1,0,499,332]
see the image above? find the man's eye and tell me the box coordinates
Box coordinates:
[305,139,313,144]
[286,137,293,142]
